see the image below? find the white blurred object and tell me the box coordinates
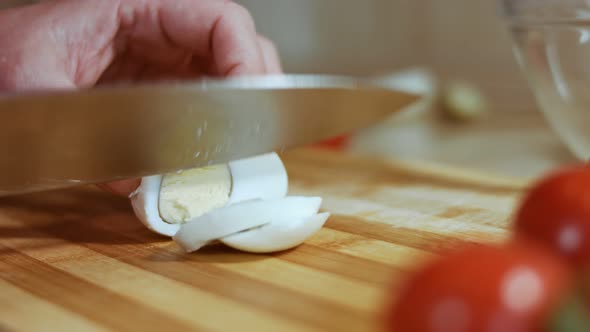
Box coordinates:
[441,80,489,122]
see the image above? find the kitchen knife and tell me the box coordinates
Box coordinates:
[0,74,418,195]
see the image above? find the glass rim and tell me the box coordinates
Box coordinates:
[499,0,590,23]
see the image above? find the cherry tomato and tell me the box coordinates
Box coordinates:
[514,165,590,270]
[313,134,349,150]
[384,242,571,332]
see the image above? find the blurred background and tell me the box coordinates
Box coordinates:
[0,0,578,178]
[237,0,534,111]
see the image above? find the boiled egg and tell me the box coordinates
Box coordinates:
[130,152,327,253]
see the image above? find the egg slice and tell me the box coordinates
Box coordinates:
[173,196,323,252]
[221,212,330,253]
[130,152,288,236]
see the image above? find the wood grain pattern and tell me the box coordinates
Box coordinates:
[0,148,529,332]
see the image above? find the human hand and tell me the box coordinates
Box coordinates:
[0,0,281,196]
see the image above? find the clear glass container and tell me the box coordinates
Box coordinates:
[501,0,590,160]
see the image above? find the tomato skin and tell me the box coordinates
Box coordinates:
[384,242,571,332]
[514,165,590,270]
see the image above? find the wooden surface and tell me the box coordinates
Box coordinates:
[351,108,578,179]
[0,148,531,332]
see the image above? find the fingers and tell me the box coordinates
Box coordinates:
[207,2,266,75]
[258,35,282,74]
[0,0,120,90]
[149,0,266,75]
[0,0,277,91]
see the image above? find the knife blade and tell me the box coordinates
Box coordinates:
[0,74,418,195]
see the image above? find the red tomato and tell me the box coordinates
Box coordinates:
[313,135,349,150]
[384,242,571,332]
[514,165,590,270]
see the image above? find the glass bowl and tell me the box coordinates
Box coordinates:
[501,0,590,160]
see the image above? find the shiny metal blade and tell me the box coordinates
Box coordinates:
[0,74,418,195]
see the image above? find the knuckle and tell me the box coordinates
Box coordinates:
[222,1,254,26]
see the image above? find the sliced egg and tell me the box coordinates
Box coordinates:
[173,196,323,252]
[130,152,288,237]
[131,152,328,254]
[227,152,289,204]
[130,175,179,236]
[221,212,330,253]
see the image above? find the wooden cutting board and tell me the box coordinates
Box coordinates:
[0,148,532,332]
